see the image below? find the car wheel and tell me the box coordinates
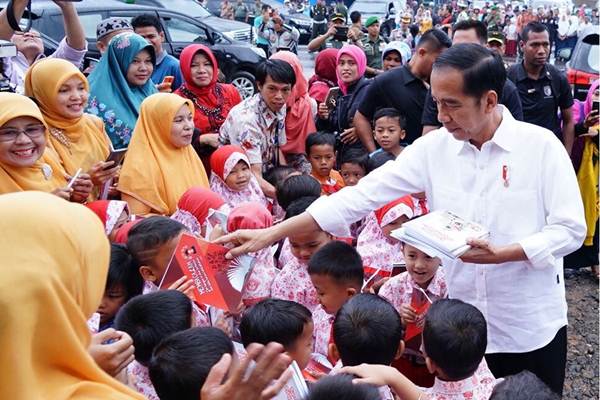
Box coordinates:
[230,71,256,100]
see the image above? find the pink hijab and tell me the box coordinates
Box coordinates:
[270,51,316,155]
[584,79,599,116]
[336,45,367,95]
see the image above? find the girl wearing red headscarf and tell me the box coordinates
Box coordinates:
[357,196,415,282]
[209,145,269,210]
[170,187,229,238]
[227,202,277,305]
[308,48,339,104]
[86,200,130,242]
[175,44,242,172]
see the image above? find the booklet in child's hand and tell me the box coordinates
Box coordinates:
[302,353,333,383]
[404,287,433,353]
[159,233,255,312]
[272,361,309,400]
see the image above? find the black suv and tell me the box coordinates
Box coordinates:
[1,0,265,98]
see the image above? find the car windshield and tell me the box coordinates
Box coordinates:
[160,0,211,18]
[587,44,599,73]
[350,2,387,15]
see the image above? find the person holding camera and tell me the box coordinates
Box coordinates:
[307,13,348,52]
[259,15,300,56]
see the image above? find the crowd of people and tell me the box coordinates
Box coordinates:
[0,0,598,399]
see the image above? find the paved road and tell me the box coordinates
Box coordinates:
[297,45,316,80]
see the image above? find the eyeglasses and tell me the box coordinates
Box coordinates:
[0,125,45,142]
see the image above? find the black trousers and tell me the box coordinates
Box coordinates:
[485,325,567,396]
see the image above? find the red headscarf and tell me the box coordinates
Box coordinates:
[308,48,339,103]
[374,196,415,226]
[210,145,248,181]
[270,51,316,155]
[336,45,367,95]
[227,202,273,232]
[177,187,226,225]
[113,219,142,244]
[86,200,129,235]
[175,44,241,134]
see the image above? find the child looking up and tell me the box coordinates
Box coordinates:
[308,241,364,358]
[379,242,447,387]
[149,327,234,400]
[371,108,406,157]
[96,244,144,332]
[115,290,193,400]
[339,149,368,187]
[209,145,269,209]
[271,196,332,312]
[357,196,414,282]
[239,298,313,370]
[306,132,345,195]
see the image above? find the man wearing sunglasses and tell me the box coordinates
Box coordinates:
[0,0,86,94]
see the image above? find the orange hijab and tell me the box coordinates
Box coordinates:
[0,93,67,194]
[270,51,316,155]
[118,93,209,215]
[24,58,110,175]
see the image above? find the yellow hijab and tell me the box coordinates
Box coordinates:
[118,93,209,214]
[0,92,68,194]
[24,58,110,175]
[0,191,143,400]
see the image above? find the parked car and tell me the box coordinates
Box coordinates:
[1,0,265,98]
[205,0,312,44]
[348,0,389,21]
[122,0,253,42]
[565,26,599,101]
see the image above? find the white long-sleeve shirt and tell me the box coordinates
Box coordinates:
[308,106,586,353]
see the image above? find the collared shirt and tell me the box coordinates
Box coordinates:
[254,16,270,45]
[360,35,386,70]
[307,106,586,353]
[422,359,499,400]
[422,79,524,127]
[312,304,334,357]
[379,268,448,315]
[507,62,573,139]
[358,65,428,144]
[219,93,287,173]
[151,51,183,90]
[5,37,87,94]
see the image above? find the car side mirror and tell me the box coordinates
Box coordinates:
[558,48,571,60]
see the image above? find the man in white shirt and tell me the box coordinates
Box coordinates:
[219,44,586,396]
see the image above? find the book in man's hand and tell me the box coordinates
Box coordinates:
[391,210,489,259]
[159,233,255,312]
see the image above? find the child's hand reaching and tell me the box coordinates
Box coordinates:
[87,329,134,377]
[340,364,425,400]
[400,304,417,324]
[168,276,195,299]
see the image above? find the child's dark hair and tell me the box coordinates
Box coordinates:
[308,241,364,289]
[422,299,487,381]
[149,327,233,400]
[373,107,407,129]
[239,298,312,349]
[305,374,381,400]
[490,370,559,400]
[339,148,368,172]
[126,216,186,267]
[333,293,404,366]
[106,244,144,301]
[276,175,321,210]
[284,196,319,220]
[114,290,192,366]
[367,151,395,173]
[306,131,336,155]
[264,165,297,187]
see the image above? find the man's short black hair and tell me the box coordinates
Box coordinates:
[285,196,319,220]
[490,370,559,400]
[333,293,404,366]
[373,107,407,129]
[261,4,271,12]
[306,374,381,400]
[256,59,296,86]
[149,327,233,400]
[306,131,336,155]
[308,241,364,288]
[417,29,452,52]
[340,148,368,172]
[522,21,549,42]
[127,216,186,267]
[106,244,144,301]
[453,19,488,44]
[131,14,163,33]
[239,299,312,349]
[276,174,321,210]
[367,150,395,173]
[433,43,505,101]
[422,299,487,381]
[350,11,361,24]
[115,290,192,366]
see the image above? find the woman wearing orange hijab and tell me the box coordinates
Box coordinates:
[0,92,92,202]
[270,51,316,172]
[0,191,143,400]
[24,59,119,195]
[118,93,209,215]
